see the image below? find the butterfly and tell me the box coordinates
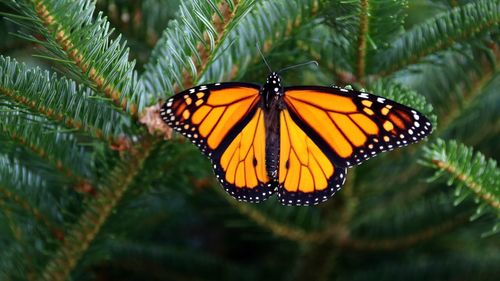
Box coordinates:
[160,72,432,206]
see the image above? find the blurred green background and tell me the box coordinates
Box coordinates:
[0,0,498,280]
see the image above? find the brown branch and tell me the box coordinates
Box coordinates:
[221,185,468,250]
[379,17,500,77]
[40,137,157,281]
[0,195,37,280]
[245,0,322,78]
[356,0,370,84]
[171,1,242,92]
[341,213,469,250]
[439,44,500,130]
[0,197,23,241]
[194,0,241,82]
[0,86,105,141]
[0,186,64,241]
[432,159,500,210]
[0,119,95,195]
[32,1,138,116]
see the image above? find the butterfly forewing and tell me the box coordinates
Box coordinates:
[283,86,433,168]
[161,83,276,203]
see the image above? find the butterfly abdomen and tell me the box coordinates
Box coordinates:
[264,107,280,180]
[263,95,283,181]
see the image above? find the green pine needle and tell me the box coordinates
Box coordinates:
[422,138,500,233]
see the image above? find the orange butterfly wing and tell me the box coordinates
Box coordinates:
[283,86,433,168]
[278,109,347,206]
[161,83,275,202]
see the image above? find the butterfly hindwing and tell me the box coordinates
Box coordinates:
[278,109,347,206]
[214,107,276,202]
[161,83,276,203]
[283,86,433,167]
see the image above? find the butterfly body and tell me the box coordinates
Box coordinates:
[262,72,285,181]
[161,73,432,206]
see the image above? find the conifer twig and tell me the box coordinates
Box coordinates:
[222,184,468,250]
[0,86,106,141]
[0,186,64,241]
[193,0,242,85]
[342,213,469,250]
[432,159,499,210]
[378,1,500,77]
[0,125,92,194]
[356,0,369,83]
[0,196,23,242]
[40,137,157,281]
[30,0,139,116]
[439,45,500,130]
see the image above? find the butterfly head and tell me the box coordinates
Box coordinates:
[262,72,283,109]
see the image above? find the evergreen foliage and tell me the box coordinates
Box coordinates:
[423,138,499,235]
[0,0,498,280]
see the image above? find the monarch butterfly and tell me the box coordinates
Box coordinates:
[160,72,432,206]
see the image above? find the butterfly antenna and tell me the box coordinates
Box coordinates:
[278,60,319,74]
[256,43,272,72]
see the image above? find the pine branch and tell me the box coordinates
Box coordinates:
[0,10,31,54]
[0,56,130,144]
[375,0,500,76]
[0,154,65,241]
[142,0,257,104]
[7,0,145,116]
[0,113,94,194]
[344,213,469,251]
[395,47,485,115]
[439,44,500,131]
[356,0,369,82]
[423,139,500,210]
[194,0,255,84]
[40,137,157,281]
[323,0,408,80]
[0,185,63,242]
[220,190,341,243]
[0,154,45,190]
[96,0,180,49]
[350,189,471,245]
[0,191,23,242]
[343,251,500,281]
[422,139,499,234]
[296,24,357,83]
[445,74,500,145]
[201,0,321,82]
[219,185,467,250]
